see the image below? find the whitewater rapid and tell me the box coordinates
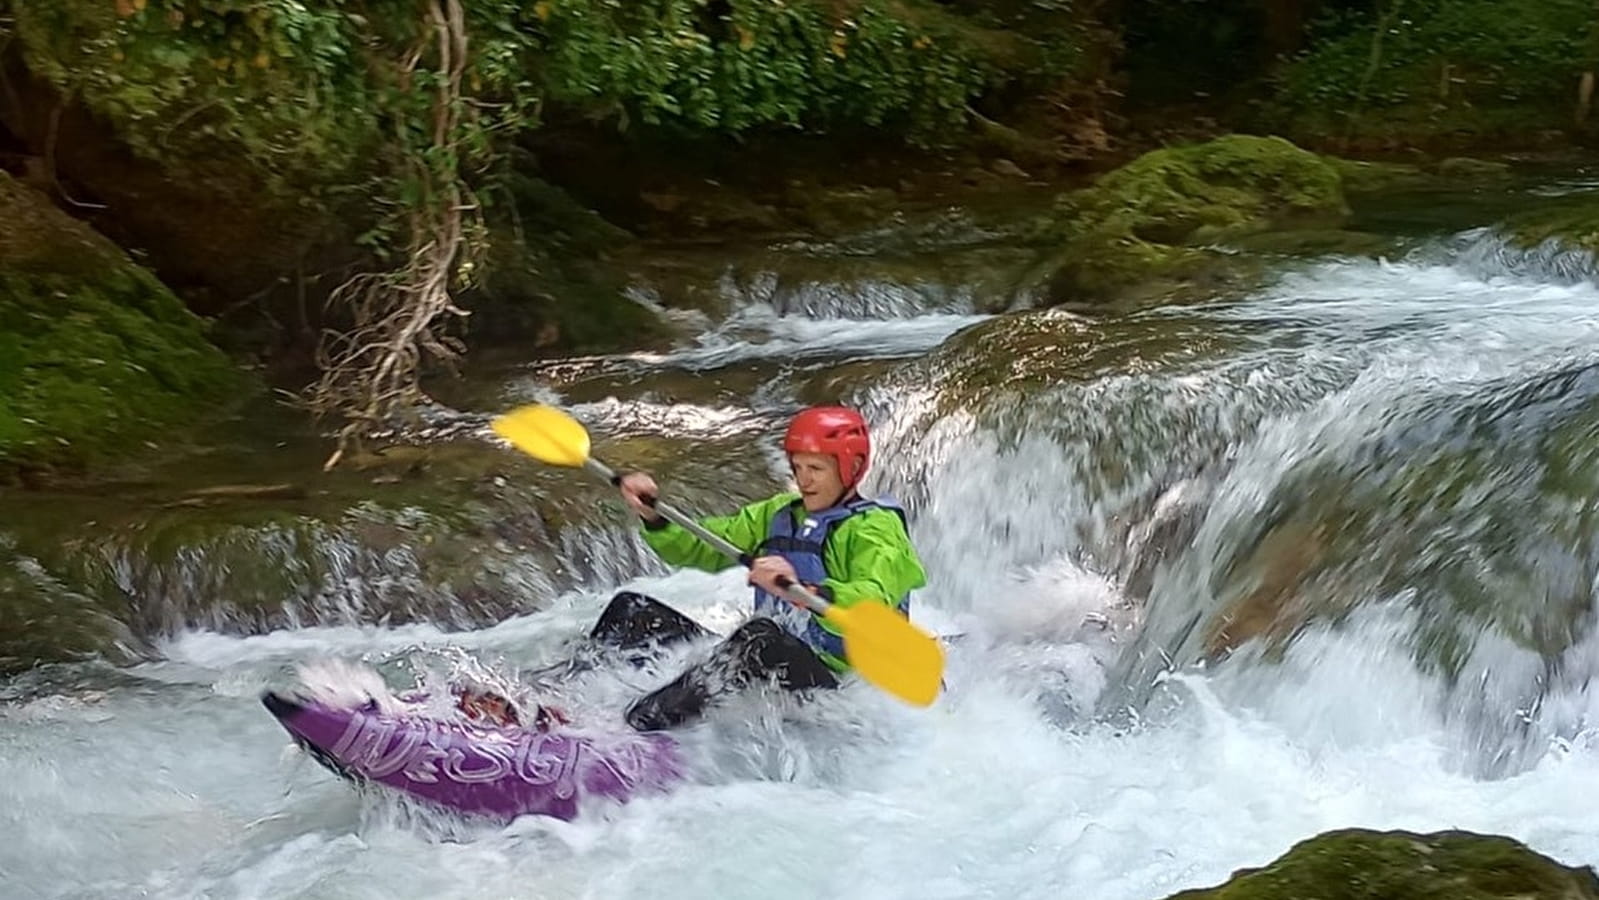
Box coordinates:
[5,231,1599,898]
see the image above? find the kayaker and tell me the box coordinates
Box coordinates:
[454,683,570,731]
[456,687,519,726]
[588,405,928,731]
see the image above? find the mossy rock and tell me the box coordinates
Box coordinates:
[1436,157,1515,179]
[910,307,1237,411]
[1503,196,1599,258]
[1329,158,1432,194]
[1062,135,1353,242]
[1027,135,1356,305]
[0,174,245,475]
[1164,828,1599,899]
[1224,228,1394,258]
[0,534,143,675]
[461,174,667,352]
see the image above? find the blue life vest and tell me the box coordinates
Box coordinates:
[752,496,910,661]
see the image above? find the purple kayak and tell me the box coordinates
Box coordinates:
[262,691,685,822]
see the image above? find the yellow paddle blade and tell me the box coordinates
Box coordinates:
[491,404,591,468]
[824,602,945,707]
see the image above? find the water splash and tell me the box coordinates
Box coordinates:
[6,205,1599,897]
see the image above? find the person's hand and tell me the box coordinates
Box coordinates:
[618,471,661,521]
[748,555,801,600]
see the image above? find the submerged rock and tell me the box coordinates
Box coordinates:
[0,403,783,677]
[1163,828,1599,899]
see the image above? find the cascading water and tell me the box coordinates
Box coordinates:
[4,185,1599,899]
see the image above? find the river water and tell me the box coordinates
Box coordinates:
[3,177,1599,898]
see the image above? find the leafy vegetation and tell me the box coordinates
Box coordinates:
[4,0,1080,461]
[4,0,1597,469]
[1272,0,1598,141]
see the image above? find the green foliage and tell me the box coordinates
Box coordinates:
[533,0,1052,143]
[1274,0,1596,136]
[11,0,1067,190]
[11,0,383,186]
[8,0,546,197]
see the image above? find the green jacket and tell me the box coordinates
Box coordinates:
[641,492,928,669]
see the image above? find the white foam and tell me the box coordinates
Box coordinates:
[7,237,1599,898]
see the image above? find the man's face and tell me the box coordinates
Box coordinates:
[790,452,845,511]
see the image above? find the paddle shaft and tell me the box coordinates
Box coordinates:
[580,457,832,617]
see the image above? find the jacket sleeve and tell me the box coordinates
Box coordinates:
[819,508,928,611]
[640,493,796,573]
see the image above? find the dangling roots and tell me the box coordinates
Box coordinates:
[302,0,475,470]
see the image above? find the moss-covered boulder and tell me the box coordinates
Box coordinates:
[0,174,244,475]
[460,174,667,352]
[1504,197,1599,259]
[1025,135,1359,305]
[1164,829,1599,899]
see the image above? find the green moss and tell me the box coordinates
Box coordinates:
[1503,197,1599,256]
[1070,135,1350,239]
[1329,158,1432,194]
[0,175,244,471]
[1164,829,1599,900]
[463,174,665,351]
[0,536,142,676]
[1029,135,1354,303]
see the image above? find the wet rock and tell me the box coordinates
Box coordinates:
[1436,157,1515,179]
[0,173,245,475]
[1024,135,1358,306]
[0,407,784,676]
[1223,228,1394,258]
[991,158,1031,179]
[1162,828,1599,900]
[1503,195,1599,259]
[914,307,1236,401]
[1329,158,1431,193]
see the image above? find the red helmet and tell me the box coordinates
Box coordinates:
[783,406,871,489]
